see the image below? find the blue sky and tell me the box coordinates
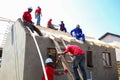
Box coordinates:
[0,0,120,41]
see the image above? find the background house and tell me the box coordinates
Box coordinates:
[99,32,120,78]
[99,32,120,61]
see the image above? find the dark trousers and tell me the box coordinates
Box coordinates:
[23,21,42,36]
[73,55,87,80]
[75,34,85,42]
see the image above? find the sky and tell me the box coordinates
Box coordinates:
[0,0,120,46]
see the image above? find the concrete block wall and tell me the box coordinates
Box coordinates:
[0,19,118,80]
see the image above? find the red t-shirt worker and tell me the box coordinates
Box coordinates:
[58,45,87,80]
[42,58,68,80]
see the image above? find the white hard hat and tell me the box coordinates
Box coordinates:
[28,7,33,10]
[45,58,53,63]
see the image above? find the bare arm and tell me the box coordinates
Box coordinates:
[58,52,66,55]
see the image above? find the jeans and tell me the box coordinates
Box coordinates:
[75,34,85,42]
[36,14,41,25]
[72,55,87,80]
[60,28,67,32]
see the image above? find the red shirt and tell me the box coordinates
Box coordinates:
[35,7,41,14]
[64,45,85,56]
[23,11,32,22]
[42,66,55,80]
[47,20,52,27]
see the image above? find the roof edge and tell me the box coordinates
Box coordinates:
[99,32,120,40]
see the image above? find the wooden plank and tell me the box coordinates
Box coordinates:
[30,31,48,80]
[49,35,75,80]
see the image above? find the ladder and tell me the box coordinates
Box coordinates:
[61,38,83,80]
[49,35,83,80]
[49,35,75,80]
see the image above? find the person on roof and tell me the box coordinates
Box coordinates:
[47,19,58,30]
[42,57,68,80]
[35,6,42,26]
[59,21,67,32]
[22,7,42,36]
[70,24,85,42]
[58,44,87,80]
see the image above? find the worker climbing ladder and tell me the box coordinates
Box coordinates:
[49,35,75,80]
[49,35,83,80]
[61,38,83,80]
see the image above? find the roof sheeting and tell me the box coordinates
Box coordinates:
[37,26,116,48]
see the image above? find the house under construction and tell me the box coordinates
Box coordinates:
[0,19,119,80]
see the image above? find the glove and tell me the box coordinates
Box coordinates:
[64,69,69,73]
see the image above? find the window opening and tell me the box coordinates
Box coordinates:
[47,48,57,63]
[102,52,112,67]
[87,51,93,68]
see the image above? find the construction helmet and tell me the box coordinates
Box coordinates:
[28,7,33,10]
[45,58,53,63]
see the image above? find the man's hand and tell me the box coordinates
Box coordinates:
[68,53,73,57]
[57,52,64,55]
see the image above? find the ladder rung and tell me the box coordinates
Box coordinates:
[67,60,72,63]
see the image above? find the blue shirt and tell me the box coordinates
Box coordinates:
[70,28,83,40]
